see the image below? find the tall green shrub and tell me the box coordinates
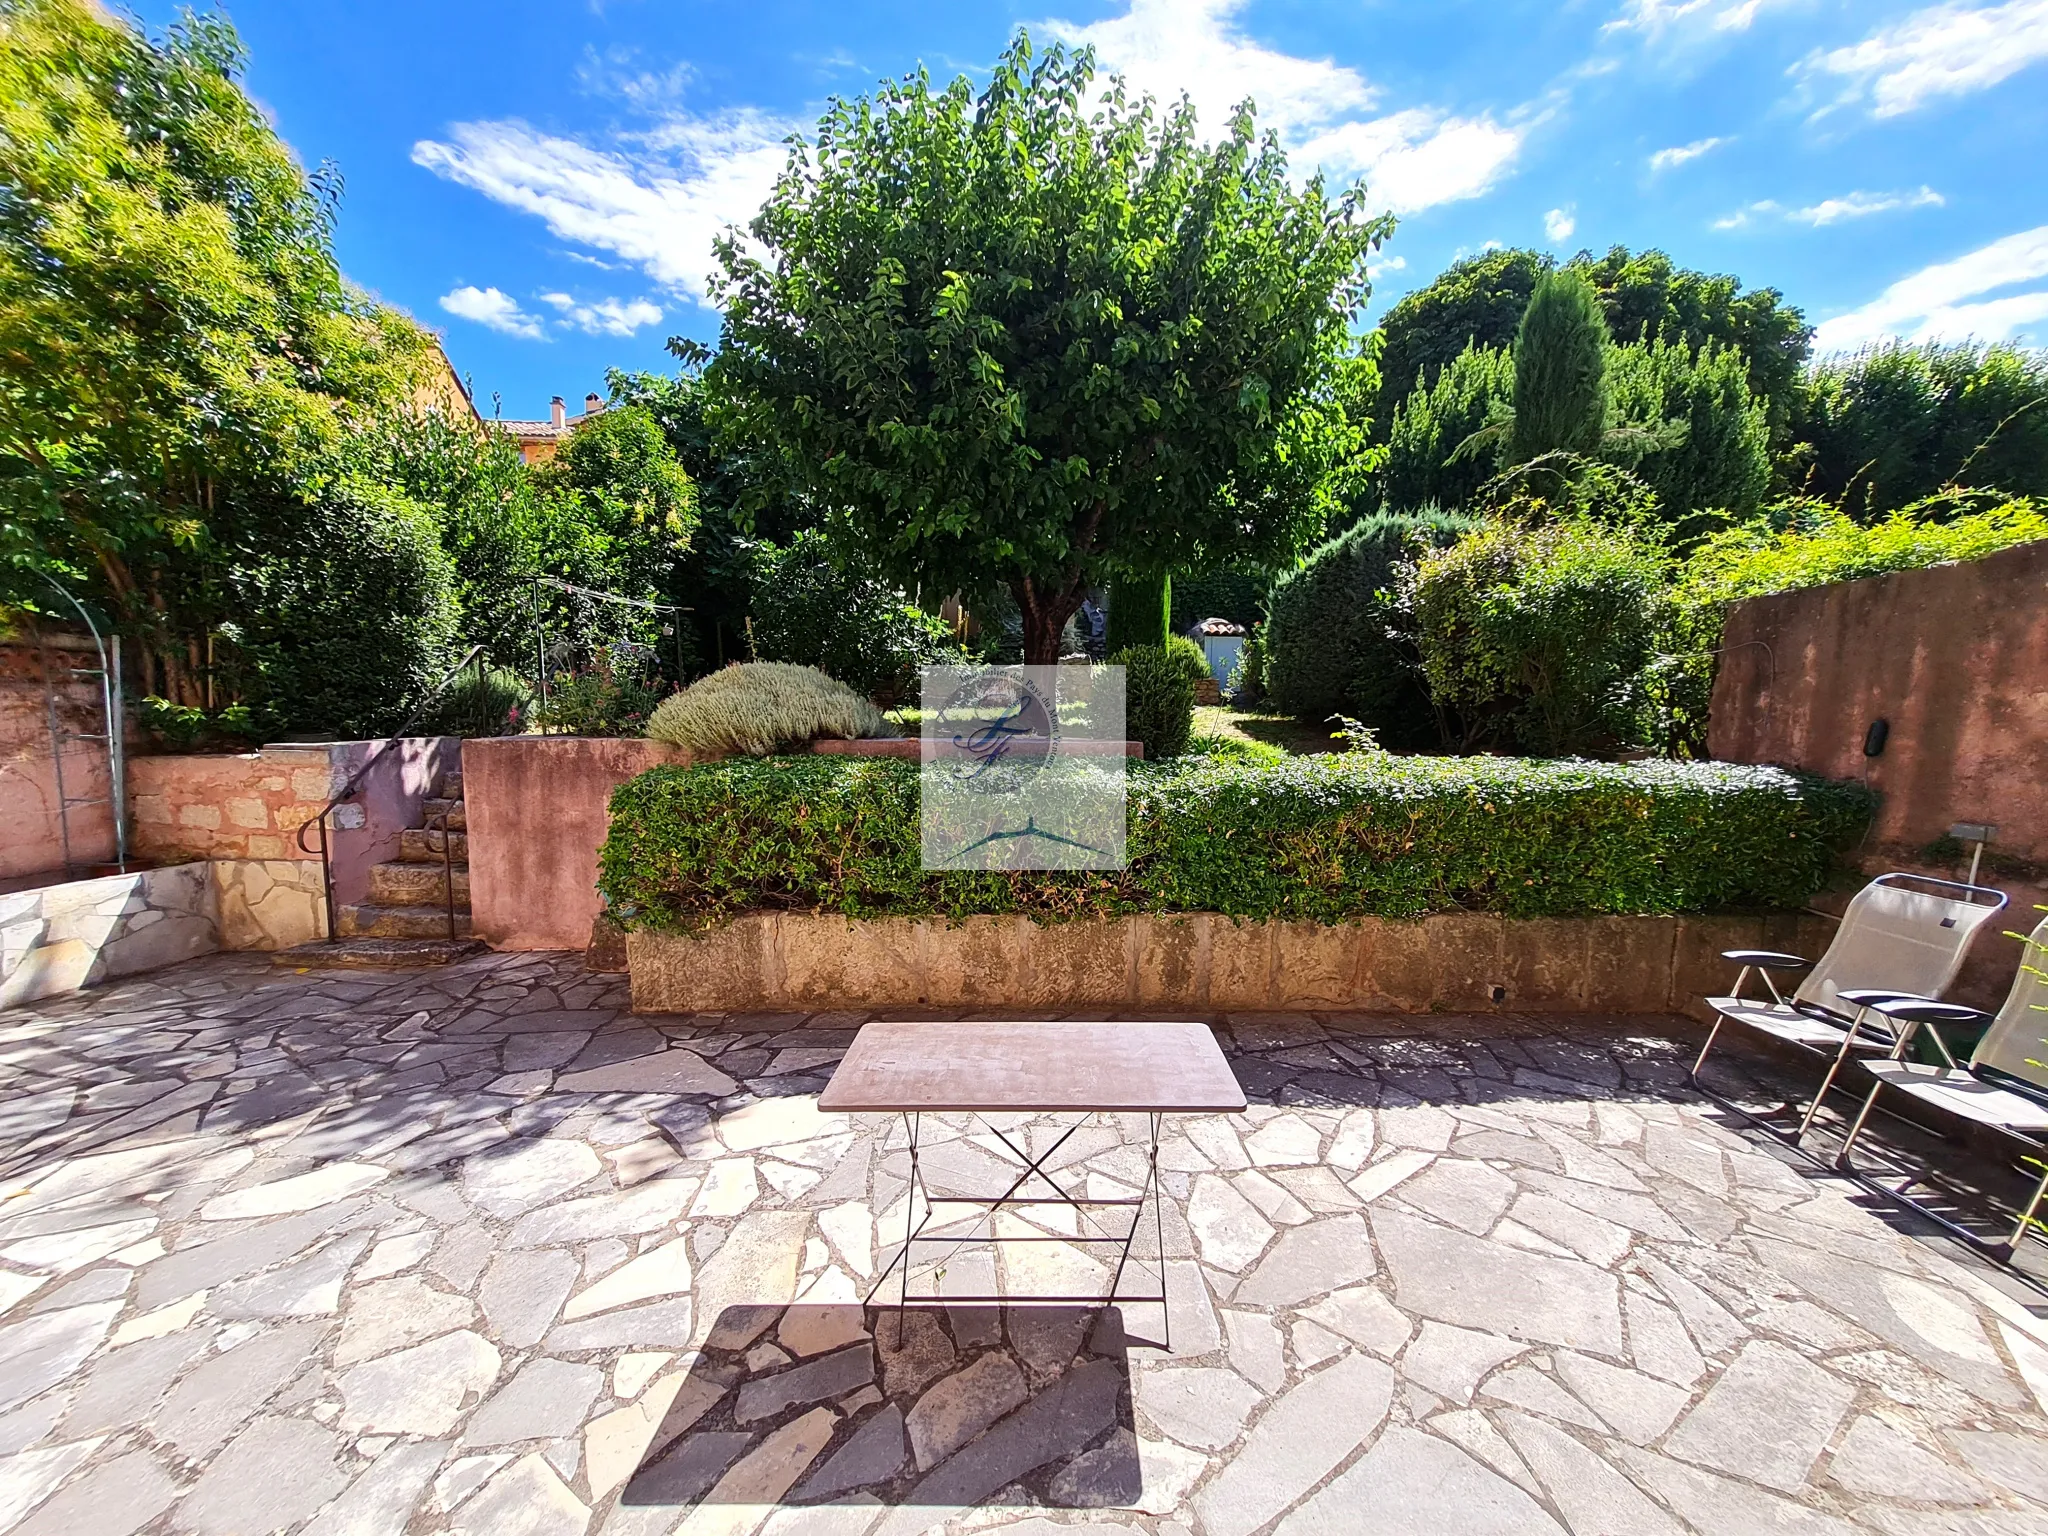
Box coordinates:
[1111,643,1196,759]
[1608,336,1771,523]
[1511,272,1612,465]
[224,480,459,738]
[1106,572,1171,653]
[1411,516,1668,756]
[1384,344,1516,511]
[1263,509,1477,745]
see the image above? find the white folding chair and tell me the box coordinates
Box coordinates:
[1836,913,2048,1263]
[1690,873,2007,1145]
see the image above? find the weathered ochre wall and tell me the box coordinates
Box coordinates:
[128,738,455,908]
[466,736,694,951]
[626,910,1833,1021]
[1708,541,2048,862]
[1,631,117,879]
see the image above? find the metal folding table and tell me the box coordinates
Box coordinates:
[818,1020,1247,1339]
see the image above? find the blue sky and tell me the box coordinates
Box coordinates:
[158,1,2048,419]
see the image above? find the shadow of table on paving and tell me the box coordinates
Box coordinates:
[622,1303,1135,1521]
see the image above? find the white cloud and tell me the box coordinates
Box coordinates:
[539,291,666,337]
[1545,207,1577,242]
[1607,1,1789,39]
[412,108,795,307]
[439,285,546,340]
[1044,0,1372,141]
[1367,255,1407,280]
[1799,0,2048,118]
[1648,136,1726,171]
[1813,224,2048,350]
[1715,185,1945,229]
[1045,0,1527,215]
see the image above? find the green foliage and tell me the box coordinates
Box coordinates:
[1607,336,1771,524]
[1166,634,1211,686]
[0,0,435,700]
[223,479,459,738]
[1263,509,1477,746]
[747,529,954,703]
[598,753,1874,932]
[1376,249,1549,413]
[1570,246,1811,437]
[645,661,888,757]
[1374,246,1810,442]
[707,32,1391,663]
[1511,272,1612,465]
[530,404,699,661]
[1383,344,1515,510]
[1790,342,2048,515]
[1681,493,2048,608]
[1106,572,1170,654]
[1184,731,1286,766]
[1111,644,1197,759]
[135,696,266,752]
[1228,625,1268,704]
[1168,567,1270,632]
[1411,515,1670,756]
[533,646,664,737]
[421,666,533,738]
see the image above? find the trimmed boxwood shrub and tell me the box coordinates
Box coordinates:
[599,753,1872,934]
[1263,509,1476,747]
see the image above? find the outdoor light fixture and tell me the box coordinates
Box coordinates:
[1862,719,1889,757]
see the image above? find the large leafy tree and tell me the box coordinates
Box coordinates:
[709,33,1391,664]
[0,0,432,698]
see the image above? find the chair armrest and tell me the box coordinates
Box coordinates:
[1871,998,1991,1028]
[1722,950,1812,971]
[1838,988,1923,1008]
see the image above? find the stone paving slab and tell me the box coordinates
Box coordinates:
[1,950,2047,1535]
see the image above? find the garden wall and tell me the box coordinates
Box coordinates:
[625,910,1832,1021]
[129,737,457,911]
[1,864,218,1007]
[1709,540,2048,862]
[1,629,117,881]
[465,736,694,951]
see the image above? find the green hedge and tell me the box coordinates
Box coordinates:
[599,754,1871,934]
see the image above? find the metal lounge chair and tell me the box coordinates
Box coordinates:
[1835,912,2048,1262]
[1690,873,2008,1146]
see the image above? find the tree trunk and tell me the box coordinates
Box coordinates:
[1014,576,1087,666]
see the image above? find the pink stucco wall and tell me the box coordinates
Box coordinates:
[1709,540,2048,863]
[1,633,116,880]
[465,736,694,951]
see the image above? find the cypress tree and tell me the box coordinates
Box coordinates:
[1105,571,1171,652]
[1510,271,1611,464]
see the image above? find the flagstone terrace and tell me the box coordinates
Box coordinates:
[2,949,2047,1536]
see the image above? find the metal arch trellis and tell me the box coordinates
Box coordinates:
[526,575,692,731]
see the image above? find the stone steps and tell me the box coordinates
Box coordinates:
[439,770,464,799]
[367,861,470,907]
[339,901,474,940]
[420,797,467,831]
[399,827,468,863]
[273,936,483,968]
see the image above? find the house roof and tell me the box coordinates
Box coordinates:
[1191,616,1248,637]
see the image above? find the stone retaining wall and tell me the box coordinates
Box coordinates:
[626,910,1834,1020]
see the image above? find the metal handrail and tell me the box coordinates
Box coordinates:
[295,645,485,943]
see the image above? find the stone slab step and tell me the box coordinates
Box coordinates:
[273,937,484,969]
[420,798,467,831]
[339,902,473,940]
[438,771,464,800]
[368,861,470,907]
[400,827,468,862]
